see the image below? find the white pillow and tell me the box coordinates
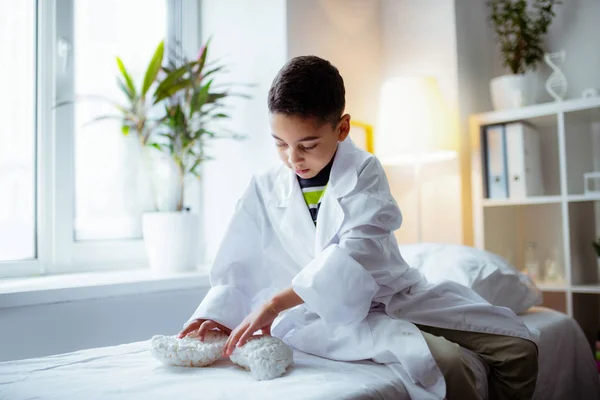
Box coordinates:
[399,243,543,314]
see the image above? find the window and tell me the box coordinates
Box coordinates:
[1,0,200,277]
[0,1,37,262]
[73,0,166,241]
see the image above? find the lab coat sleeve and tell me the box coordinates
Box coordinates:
[184,179,264,331]
[292,157,405,325]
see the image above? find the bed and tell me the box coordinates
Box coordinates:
[0,307,598,400]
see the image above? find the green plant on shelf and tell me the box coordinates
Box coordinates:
[488,0,562,74]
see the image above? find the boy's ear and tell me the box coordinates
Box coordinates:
[337,114,351,142]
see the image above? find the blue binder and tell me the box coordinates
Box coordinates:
[483,124,509,199]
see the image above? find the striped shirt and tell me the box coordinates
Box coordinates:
[297,158,334,225]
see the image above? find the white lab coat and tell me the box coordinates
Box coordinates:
[186,139,538,399]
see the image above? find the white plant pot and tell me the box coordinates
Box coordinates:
[142,212,200,274]
[490,73,538,110]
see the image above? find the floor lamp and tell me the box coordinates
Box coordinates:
[376,76,457,242]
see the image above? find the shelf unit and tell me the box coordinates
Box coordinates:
[470,96,600,349]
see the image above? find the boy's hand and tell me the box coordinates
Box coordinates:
[178,319,232,340]
[223,302,279,357]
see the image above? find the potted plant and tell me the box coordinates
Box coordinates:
[141,42,247,274]
[487,0,562,110]
[61,39,248,273]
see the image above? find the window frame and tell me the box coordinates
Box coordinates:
[0,0,201,278]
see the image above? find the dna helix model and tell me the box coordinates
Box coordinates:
[544,50,567,101]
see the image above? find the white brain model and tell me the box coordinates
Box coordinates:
[228,335,294,381]
[151,330,227,367]
[150,331,293,380]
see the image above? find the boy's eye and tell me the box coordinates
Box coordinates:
[301,144,318,151]
[276,142,287,148]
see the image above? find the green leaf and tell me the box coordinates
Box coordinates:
[150,143,162,151]
[206,92,227,103]
[153,61,197,100]
[116,78,134,101]
[188,158,203,176]
[154,79,194,104]
[199,65,225,82]
[52,99,75,109]
[121,125,130,136]
[116,57,136,98]
[142,41,165,98]
[81,114,127,128]
[190,80,212,112]
[197,38,210,75]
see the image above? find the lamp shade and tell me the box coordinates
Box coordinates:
[375,76,450,165]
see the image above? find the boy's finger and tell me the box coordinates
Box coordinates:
[197,320,216,341]
[215,322,232,335]
[226,326,245,356]
[224,335,233,356]
[178,320,201,338]
[224,328,238,354]
[237,324,256,348]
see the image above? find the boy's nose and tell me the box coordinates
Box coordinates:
[287,148,303,164]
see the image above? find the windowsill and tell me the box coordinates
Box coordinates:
[0,268,211,309]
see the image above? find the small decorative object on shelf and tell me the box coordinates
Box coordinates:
[582,88,599,99]
[543,247,562,285]
[584,172,600,195]
[544,50,567,101]
[524,242,541,282]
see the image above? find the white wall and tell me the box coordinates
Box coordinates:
[0,287,208,362]
[286,0,382,125]
[200,0,286,262]
[380,0,463,245]
[454,0,499,246]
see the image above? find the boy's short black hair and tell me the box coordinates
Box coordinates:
[268,55,345,126]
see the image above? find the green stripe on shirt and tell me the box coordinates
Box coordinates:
[302,188,326,206]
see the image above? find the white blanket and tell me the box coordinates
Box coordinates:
[0,307,597,400]
[523,307,600,400]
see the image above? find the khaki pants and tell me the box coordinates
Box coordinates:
[417,325,538,400]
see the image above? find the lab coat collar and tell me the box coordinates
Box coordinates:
[273,139,365,253]
[273,139,361,207]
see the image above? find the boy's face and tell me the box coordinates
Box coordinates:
[270,113,351,179]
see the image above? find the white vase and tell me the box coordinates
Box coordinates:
[490,73,538,110]
[142,212,200,274]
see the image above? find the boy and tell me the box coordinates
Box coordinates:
[179,56,538,400]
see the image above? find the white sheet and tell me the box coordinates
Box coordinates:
[0,307,597,400]
[0,340,407,400]
[520,307,600,400]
